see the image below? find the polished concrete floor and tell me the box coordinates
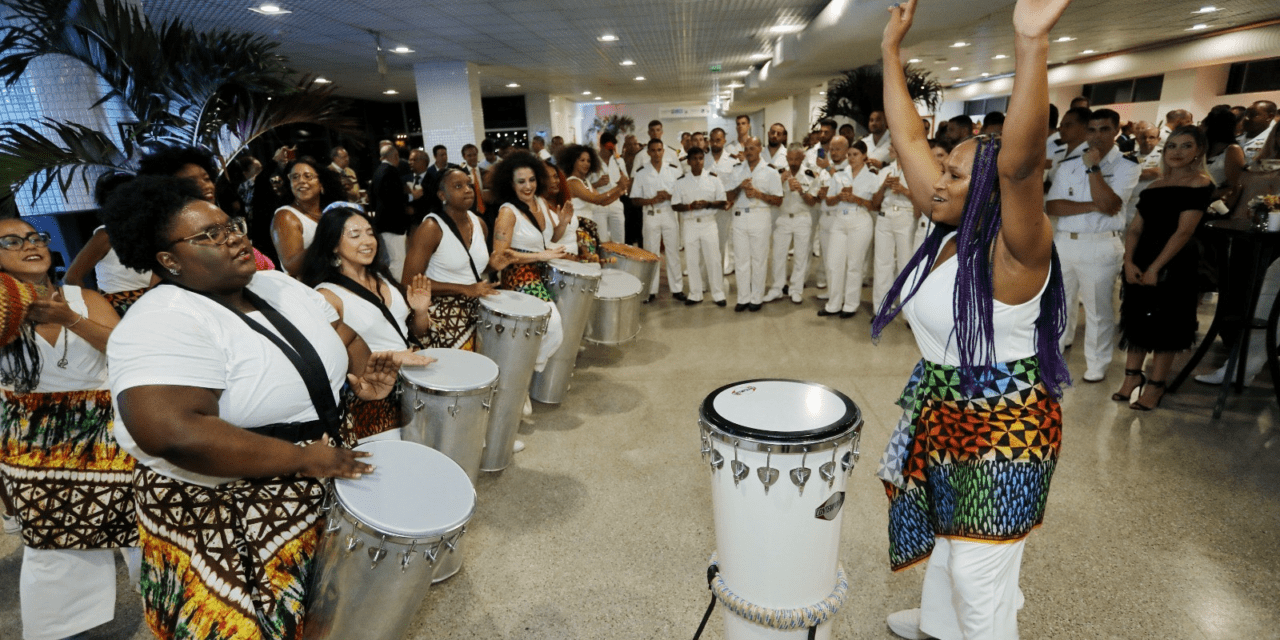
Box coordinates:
[2,269,1279,639]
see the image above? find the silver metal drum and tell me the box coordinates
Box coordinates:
[305,440,475,640]
[529,259,601,404]
[600,242,660,291]
[474,290,550,472]
[584,269,644,345]
[400,348,500,485]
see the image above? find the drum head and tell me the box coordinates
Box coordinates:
[478,289,550,318]
[701,379,858,443]
[335,440,475,538]
[401,348,499,391]
[596,270,643,299]
[548,259,602,278]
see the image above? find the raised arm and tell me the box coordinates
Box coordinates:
[881,0,942,213]
[64,229,112,287]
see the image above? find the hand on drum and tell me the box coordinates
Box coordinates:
[491,248,519,272]
[406,274,433,316]
[540,246,576,262]
[467,281,501,298]
[349,350,436,401]
[298,434,375,479]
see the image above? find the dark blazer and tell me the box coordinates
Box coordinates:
[371,161,410,235]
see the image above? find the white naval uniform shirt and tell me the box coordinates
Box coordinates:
[631,143,685,174]
[779,167,821,218]
[862,131,893,166]
[673,171,727,222]
[1046,145,1142,234]
[824,165,883,217]
[727,159,784,216]
[724,139,746,160]
[1047,141,1085,183]
[631,161,683,216]
[878,161,914,216]
[1240,123,1276,165]
[766,146,788,169]
[590,152,627,209]
[1123,147,1163,222]
[707,151,740,192]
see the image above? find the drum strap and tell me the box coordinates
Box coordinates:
[691,562,818,640]
[329,274,413,349]
[430,212,485,283]
[162,283,343,441]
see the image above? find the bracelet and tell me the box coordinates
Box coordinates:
[66,314,85,329]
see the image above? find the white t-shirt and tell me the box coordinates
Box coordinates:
[316,276,411,352]
[108,270,346,487]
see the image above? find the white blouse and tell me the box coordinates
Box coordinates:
[503,198,554,253]
[316,277,411,352]
[275,205,318,250]
[425,212,488,285]
[1,286,109,393]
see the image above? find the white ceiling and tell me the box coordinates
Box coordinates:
[138,0,1280,110]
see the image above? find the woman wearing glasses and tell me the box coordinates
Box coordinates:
[102,176,423,639]
[271,157,347,277]
[0,219,141,640]
[301,206,434,443]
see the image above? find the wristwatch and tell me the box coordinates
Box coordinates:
[1085,164,1102,174]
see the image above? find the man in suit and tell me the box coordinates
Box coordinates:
[406,148,433,230]
[371,143,411,277]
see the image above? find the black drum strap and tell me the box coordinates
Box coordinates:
[430,212,484,283]
[329,274,413,349]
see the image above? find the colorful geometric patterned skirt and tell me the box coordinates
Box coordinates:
[102,285,153,317]
[500,256,555,303]
[426,292,480,351]
[341,383,401,446]
[877,357,1062,571]
[133,464,326,640]
[0,389,137,549]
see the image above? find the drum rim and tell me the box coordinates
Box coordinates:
[478,291,552,320]
[699,378,861,443]
[547,260,604,278]
[401,377,497,397]
[327,499,471,545]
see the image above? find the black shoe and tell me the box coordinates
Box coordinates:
[644,294,656,304]
[684,298,702,306]
[748,303,762,312]
[673,292,687,301]
[734,303,748,312]
[817,309,837,317]
[782,285,789,295]
[714,300,727,307]
[839,311,856,319]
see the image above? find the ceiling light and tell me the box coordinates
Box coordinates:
[951,41,969,48]
[1188,23,1210,30]
[391,46,414,54]
[594,96,602,100]
[582,91,591,95]
[1081,49,1095,54]
[769,24,804,34]
[993,54,1008,60]
[249,3,290,15]
[1055,36,1075,42]
[954,78,963,82]
[597,34,618,42]
[620,60,635,66]
[634,76,645,81]
[506,82,520,88]
[1193,6,1218,13]
[314,77,332,84]
[907,58,921,63]
[726,82,744,88]
[603,101,611,105]
[383,89,398,95]
[749,53,770,61]
[819,91,826,95]
[980,72,990,77]
[949,66,961,71]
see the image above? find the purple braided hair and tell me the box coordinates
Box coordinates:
[871,136,1071,396]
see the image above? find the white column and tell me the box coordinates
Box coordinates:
[525,91,554,141]
[413,61,485,160]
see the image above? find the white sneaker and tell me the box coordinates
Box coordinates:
[2,513,18,534]
[886,608,930,639]
[762,290,782,303]
[513,440,526,454]
[1195,367,1228,385]
[791,294,803,304]
[817,292,829,300]
[816,281,827,289]
[523,397,533,416]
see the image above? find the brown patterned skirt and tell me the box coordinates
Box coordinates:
[341,383,402,445]
[0,388,137,549]
[426,292,480,350]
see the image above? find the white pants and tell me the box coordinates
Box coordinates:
[873,205,917,313]
[825,210,875,313]
[381,232,408,281]
[535,303,563,372]
[643,209,683,295]
[768,212,813,297]
[718,210,735,272]
[815,212,834,285]
[595,203,625,245]
[683,216,725,302]
[1056,232,1123,375]
[22,546,142,640]
[732,209,772,305]
[919,537,1026,640]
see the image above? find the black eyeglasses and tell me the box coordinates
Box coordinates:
[0,231,51,251]
[169,217,248,246]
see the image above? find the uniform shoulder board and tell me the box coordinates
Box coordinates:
[709,172,718,177]
[668,162,679,169]
[1053,138,1067,147]
[805,170,815,177]
[777,166,787,174]
[676,174,687,180]
[635,165,646,172]
[1122,153,1140,164]
[732,162,743,168]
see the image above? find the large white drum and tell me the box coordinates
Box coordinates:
[584,269,644,345]
[475,290,550,472]
[529,259,601,404]
[305,440,475,640]
[699,380,862,640]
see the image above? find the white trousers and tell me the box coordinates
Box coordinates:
[919,537,1026,640]
[683,216,725,302]
[718,210,735,272]
[22,546,142,640]
[815,212,834,285]
[768,212,813,297]
[825,211,875,313]
[732,210,772,305]
[643,209,683,295]
[873,206,917,313]
[595,204,625,245]
[1056,232,1123,374]
[535,303,563,372]
[381,232,408,281]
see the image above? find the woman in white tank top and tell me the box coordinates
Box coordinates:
[302,207,433,443]
[273,157,346,276]
[559,144,630,253]
[489,152,576,300]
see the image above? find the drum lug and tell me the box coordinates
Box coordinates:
[559,281,566,289]
[368,536,388,569]
[699,436,711,460]
[496,324,504,334]
[820,446,838,487]
[790,448,811,495]
[708,448,724,470]
[345,533,363,553]
[325,514,342,533]
[424,540,444,566]
[525,328,532,337]
[730,443,748,485]
[482,387,496,411]
[400,541,417,573]
[414,393,425,413]
[320,489,336,513]
[444,526,465,552]
[448,399,459,417]
[756,447,779,494]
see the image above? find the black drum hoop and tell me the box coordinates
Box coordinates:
[699,378,860,443]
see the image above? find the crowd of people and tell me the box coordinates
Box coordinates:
[0,0,1278,633]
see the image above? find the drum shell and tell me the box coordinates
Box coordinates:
[399,375,496,485]
[602,248,658,291]
[304,501,469,640]
[700,421,861,640]
[584,273,642,345]
[475,302,548,472]
[529,265,600,404]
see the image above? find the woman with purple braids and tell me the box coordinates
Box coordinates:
[873,0,1073,638]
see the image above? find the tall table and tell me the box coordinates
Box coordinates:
[1168,218,1280,418]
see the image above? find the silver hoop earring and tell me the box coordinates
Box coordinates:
[168,267,180,276]
[332,256,341,267]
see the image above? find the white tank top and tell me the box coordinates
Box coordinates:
[24,286,109,392]
[567,176,596,220]
[92,227,153,293]
[901,235,1049,366]
[504,199,553,252]
[425,212,488,285]
[316,277,410,352]
[275,205,318,250]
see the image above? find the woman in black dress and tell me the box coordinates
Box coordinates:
[1114,124,1215,410]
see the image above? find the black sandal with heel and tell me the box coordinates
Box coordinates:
[1111,369,1146,402]
[1130,380,1166,411]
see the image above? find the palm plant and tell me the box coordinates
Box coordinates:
[819,64,943,130]
[585,114,636,142]
[0,0,356,206]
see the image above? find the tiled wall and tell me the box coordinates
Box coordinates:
[414,61,486,161]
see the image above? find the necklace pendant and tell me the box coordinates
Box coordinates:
[57,355,69,369]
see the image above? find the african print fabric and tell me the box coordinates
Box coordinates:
[0,389,137,549]
[426,292,480,350]
[102,285,153,317]
[501,254,555,303]
[341,383,401,446]
[576,217,602,262]
[133,463,326,640]
[879,356,1061,571]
